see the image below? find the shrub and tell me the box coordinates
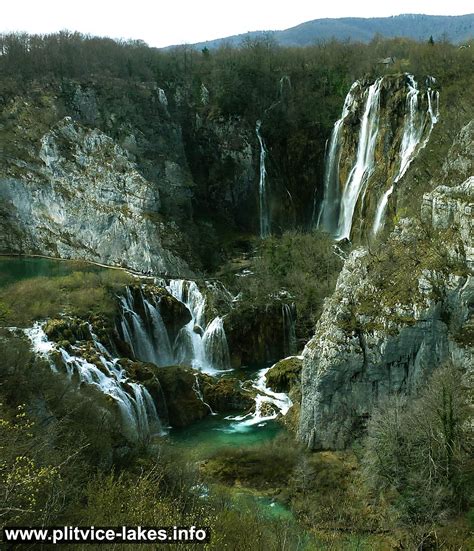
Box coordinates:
[363,363,473,526]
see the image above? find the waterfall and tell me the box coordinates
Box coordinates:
[279,75,291,97]
[144,299,173,365]
[226,366,292,429]
[282,303,297,356]
[256,120,270,238]
[192,373,217,415]
[118,287,173,367]
[167,279,232,374]
[315,81,360,232]
[158,88,168,106]
[372,75,440,236]
[336,78,383,240]
[26,323,164,443]
[372,187,394,237]
[317,75,440,240]
[203,316,231,371]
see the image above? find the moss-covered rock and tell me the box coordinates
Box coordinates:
[44,317,90,343]
[201,376,254,412]
[157,292,192,343]
[155,366,209,428]
[265,356,303,393]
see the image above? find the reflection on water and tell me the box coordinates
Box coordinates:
[0,256,101,287]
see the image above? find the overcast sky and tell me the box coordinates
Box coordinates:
[2,1,473,48]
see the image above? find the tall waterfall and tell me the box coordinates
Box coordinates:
[167,279,231,373]
[336,78,383,240]
[256,120,270,238]
[119,287,173,367]
[26,323,164,443]
[315,82,360,232]
[282,303,297,356]
[317,74,440,240]
[372,76,440,235]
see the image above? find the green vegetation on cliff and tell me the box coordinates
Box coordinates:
[0,269,133,327]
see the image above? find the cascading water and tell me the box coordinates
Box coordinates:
[119,287,173,367]
[282,303,297,356]
[167,279,231,374]
[336,78,383,240]
[317,75,440,240]
[315,81,360,232]
[26,323,164,443]
[192,373,216,415]
[226,365,293,430]
[158,88,168,106]
[202,316,231,371]
[256,120,270,238]
[372,75,440,235]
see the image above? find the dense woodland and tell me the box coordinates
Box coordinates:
[0,32,473,549]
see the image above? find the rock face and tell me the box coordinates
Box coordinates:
[299,174,473,450]
[0,82,261,273]
[0,117,192,275]
[184,116,256,230]
[441,120,474,184]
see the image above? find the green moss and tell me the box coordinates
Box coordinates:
[265,356,302,393]
[0,268,135,327]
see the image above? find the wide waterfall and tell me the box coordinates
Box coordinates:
[317,74,439,240]
[372,75,440,235]
[26,323,164,443]
[256,120,270,238]
[118,287,173,367]
[167,279,231,373]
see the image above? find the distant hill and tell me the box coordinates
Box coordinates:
[174,14,473,50]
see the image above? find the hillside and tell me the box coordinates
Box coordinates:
[186,13,474,50]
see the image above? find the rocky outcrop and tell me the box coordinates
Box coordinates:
[266,355,303,432]
[441,119,474,184]
[265,355,303,393]
[421,177,474,269]
[299,175,473,450]
[155,366,254,427]
[0,117,192,275]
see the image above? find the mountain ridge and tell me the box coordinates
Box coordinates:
[169,13,474,49]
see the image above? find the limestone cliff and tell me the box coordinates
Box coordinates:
[0,114,195,274]
[0,80,261,271]
[299,121,473,449]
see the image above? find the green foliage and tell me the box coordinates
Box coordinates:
[363,363,473,527]
[204,433,300,490]
[0,269,133,327]
[236,230,342,336]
